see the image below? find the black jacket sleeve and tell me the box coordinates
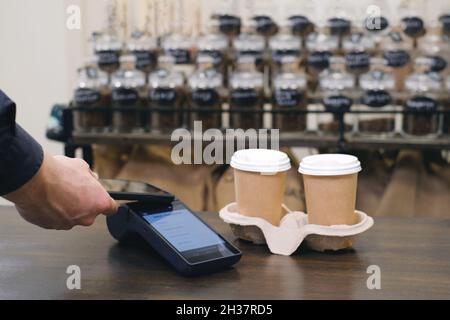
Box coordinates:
[0,90,44,196]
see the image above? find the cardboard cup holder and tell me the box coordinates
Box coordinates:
[219,202,374,256]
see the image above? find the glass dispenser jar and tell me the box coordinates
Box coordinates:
[162,34,195,65]
[417,21,450,78]
[356,58,398,135]
[148,56,185,132]
[93,32,123,74]
[316,56,355,134]
[403,68,443,137]
[232,22,266,73]
[188,55,224,130]
[73,60,110,133]
[272,58,307,131]
[269,26,302,78]
[162,34,196,78]
[380,31,414,91]
[127,31,158,75]
[110,55,146,133]
[229,56,264,129]
[306,30,339,87]
[197,32,229,76]
[342,32,375,76]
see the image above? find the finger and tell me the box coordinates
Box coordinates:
[95,189,118,217]
[74,158,90,170]
[103,197,118,216]
[91,171,99,180]
[53,155,70,161]
[75,216,96,227]
[92,179,117,216]
[88,168,99,179]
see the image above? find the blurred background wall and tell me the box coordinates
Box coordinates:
[2,0,449,156]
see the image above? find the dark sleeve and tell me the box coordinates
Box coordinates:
[0,90,44,196]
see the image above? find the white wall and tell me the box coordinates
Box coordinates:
[1,0,65,155]
[0,0,94,204]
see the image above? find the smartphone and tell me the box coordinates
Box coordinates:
[107,200,242,276]
[100,178,175,203]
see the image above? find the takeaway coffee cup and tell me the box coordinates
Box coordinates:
[230,149,291,226]
[299,154,361,226]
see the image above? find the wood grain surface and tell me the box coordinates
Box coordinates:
[0,205,449,299]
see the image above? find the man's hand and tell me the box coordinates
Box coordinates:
[4,152,117,230]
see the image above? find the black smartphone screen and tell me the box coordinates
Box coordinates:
[141,205,237,264]
[100,178,174,202]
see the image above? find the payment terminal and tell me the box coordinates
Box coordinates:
[102,179,241,276]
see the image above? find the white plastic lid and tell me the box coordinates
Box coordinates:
[230,149,291,173]
[299,154,361,176]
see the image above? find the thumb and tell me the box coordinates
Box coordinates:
[93,178,118,216]
[102,197,118,216]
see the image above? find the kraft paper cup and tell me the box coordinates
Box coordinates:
[230,149,291,226]
[299,154,362,226]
